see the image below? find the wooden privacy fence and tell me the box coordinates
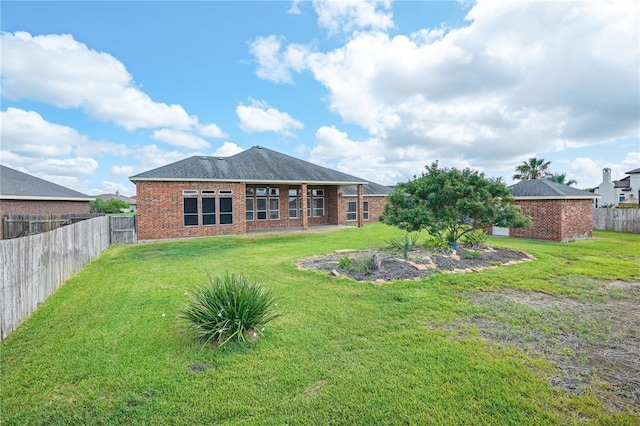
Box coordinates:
[110,215,137,244]
[0,216,111,340]
[593,209,640,233]
[3,213,104,240]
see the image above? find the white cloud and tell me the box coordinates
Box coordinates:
[151,129,210,150]
[236,99,303,136]
[199,123,227,139]
[1,31,197,131]
[288,0,302,15]
[111,165,136,178]
[1,108,84,157]
[251,0,638,181]
[313,0,393,35]
[30,157,99,176]
[212,142,244,157]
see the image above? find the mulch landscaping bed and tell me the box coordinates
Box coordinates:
[298,245,534,282]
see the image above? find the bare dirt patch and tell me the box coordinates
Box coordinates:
[298,245,533,282]
[448,285,640,414]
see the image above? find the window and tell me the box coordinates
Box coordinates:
[307,189,325,217]
[183,197,198,226]
[289,189,299,218]
[220,197,233,224]
[202,197,216,225]
[619,194,626,202]
[246,187,280,221]
[269,197,280,220]
[246,198,254,221]
[256,197,267,220]
[183,190,198,196]
[346,200,369,221]
[201,190,216,195]
[346,201,357,221]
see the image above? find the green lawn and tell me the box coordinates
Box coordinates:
[2,224,639,425]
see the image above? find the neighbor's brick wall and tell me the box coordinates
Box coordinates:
[136,181,246,240]
[560,199,593,241]
[507,199,593,242]
[0,200,91,240]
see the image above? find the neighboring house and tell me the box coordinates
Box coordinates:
[592,167,640,207]
[95,191,137,212]
[130,146,391,241]
[0,165,94,239]
[489,179,599,242]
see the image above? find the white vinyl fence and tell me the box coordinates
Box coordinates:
[593,209,640,234]
[0,216,110,339]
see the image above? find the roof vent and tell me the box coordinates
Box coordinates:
[218,157,224,160]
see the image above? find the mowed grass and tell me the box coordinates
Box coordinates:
[1,224,639,425]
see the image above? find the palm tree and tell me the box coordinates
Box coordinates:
[512,158,551,181]
[548,172,577,186]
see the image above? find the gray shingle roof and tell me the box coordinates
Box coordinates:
[341,180,392,196]
[625,167,640,174]
[95,193,137,204]
[0,164,92,200]
[509,179,598,199]
[130,146,369,186]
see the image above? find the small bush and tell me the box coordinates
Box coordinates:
[386,232,420,259]
[463,250,480,259]
[353,251,381,273]
[462,230,488,247]
[338,254,352,269]
[425,234,448,252]
[181,272,279,347]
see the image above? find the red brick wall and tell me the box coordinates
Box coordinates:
[339,195,388,225]
[0,199,91,239]
[506,199,593,242]
[560,199,593,241]
[136,181,246,240]
[136,181,390,240]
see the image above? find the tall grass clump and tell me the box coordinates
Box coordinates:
[181,272,279,347]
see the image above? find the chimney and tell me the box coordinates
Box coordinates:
[603,168,611,183]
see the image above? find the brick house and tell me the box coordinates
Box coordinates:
[489,179,599,242]
[0,165,94,239]
[130,146,391,241]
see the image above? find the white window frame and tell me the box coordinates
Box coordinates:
[346,201,357,221]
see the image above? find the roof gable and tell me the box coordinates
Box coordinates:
[130,146,369,185]
[509,179,598,199]
[0,165,92,200]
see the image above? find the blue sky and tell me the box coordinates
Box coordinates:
[1,0,638,197]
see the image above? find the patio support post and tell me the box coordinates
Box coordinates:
[357,184,364,228]
[301,183,308,230]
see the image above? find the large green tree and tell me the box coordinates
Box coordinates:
[512,157,551,181]
[381,162,531,242]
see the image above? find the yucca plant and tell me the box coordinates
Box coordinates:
[386,231,420,259]
[181,272,279,347]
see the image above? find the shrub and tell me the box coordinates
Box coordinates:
[338,254,352,269]
[181,272,279,347]
[353,251,381,273]
[462,230,488,247]
[463,250,480,259]
[425,233,448,252]
[386,232,420,259]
